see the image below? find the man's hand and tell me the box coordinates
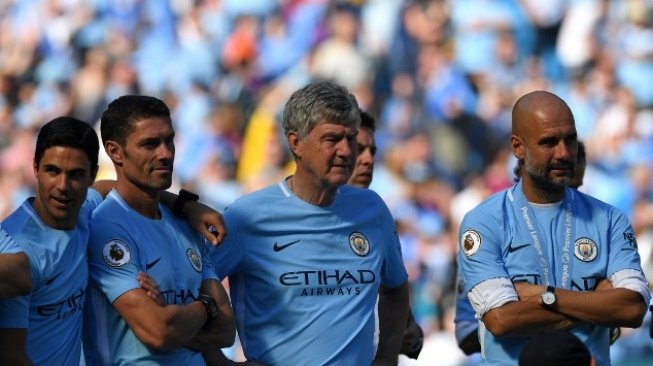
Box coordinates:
[138,272,164,306]
[184,201,227,246]
[400,311,423,359]
[595,278,614,291]
[514,282,545,303]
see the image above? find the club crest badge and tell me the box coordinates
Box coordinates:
[187,248,202,272]
[461,230,481,257]
[103,240,131,267]
[574,237,598,262]
[349,232,370,256]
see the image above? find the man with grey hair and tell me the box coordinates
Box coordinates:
[210,80,410,365]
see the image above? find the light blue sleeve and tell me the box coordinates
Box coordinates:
[85,188,104,211]
[606,208,646,276]
[454,260,477,344]
[200,241,218,282]
[459,206,510,293]
[87,223,141,303]
[210,207,245,280]
[0,228,21,254]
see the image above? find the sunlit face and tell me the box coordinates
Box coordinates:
[520,113,578,192]
[33,147,96,229]
[294,122,357,189]
[348,126,376,188]
[113,117,175,194]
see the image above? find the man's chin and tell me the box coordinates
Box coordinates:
[551,175,572,188]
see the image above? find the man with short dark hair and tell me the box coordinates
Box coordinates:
[0,117,103,365]
[84,95,235,365]
[347,110,377,189]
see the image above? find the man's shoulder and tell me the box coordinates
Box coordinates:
[463,189,509,221]
[573,189,627,222]
[90,192,129,222]
[1,201,33,237]
[226,182,284,212]
[574,189,616,210]
[339,185,385,204]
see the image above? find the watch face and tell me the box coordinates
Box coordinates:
[542,292,556,305]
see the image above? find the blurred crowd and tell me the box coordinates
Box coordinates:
[1,0,653,364]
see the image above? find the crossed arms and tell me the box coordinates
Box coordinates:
[114,277,235,351]
[478,275,648,337]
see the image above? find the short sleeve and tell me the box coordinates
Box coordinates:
[458,210,511,294]
[87,225,141,303]
[210,207,245,280]
[0,228,21,254]
[200,240,218,282]
[607,210,647,277]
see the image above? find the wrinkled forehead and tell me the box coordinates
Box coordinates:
[310,116,360,133]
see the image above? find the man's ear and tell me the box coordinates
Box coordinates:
[510,135,524,160]
[33,158,38,177]
[287,131,301,159]
[104,141,123,165]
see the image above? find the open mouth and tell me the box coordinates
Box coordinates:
[52,196,72,209]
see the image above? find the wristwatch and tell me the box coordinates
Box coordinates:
[173,189,199,217]
[541,286,557,308]
[197,294,219,330]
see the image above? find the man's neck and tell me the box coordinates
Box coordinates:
[115,182,161,219]
[521,180,565,204]
[287,175,338,207]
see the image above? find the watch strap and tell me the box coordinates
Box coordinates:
[173,189,199,217]
[197,294,219,330]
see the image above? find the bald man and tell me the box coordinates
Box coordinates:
[457,91,650,365]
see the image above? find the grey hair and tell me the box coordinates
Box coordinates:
[282,80,361,140]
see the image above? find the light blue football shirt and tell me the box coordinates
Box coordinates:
[211,180,408,366]
[459,182,649,366]
[0,226,21,254]
[84,190,217,366]
[0,189,102,366]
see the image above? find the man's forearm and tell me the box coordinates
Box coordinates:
[375,282,409,364]
[482,301,577,337]
[185,280,236,351]
[553,287,647,328]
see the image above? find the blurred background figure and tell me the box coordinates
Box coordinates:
[1,1,652,364]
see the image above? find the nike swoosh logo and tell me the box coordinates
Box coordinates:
[44,271,63,285]
[145,257,161,270]
[273,240,301,252]
[508,243,530,253]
